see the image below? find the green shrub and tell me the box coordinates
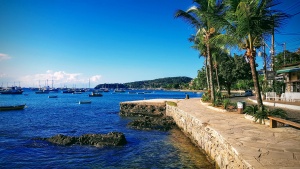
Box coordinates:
[166,101,177,107]
[223,99,231,109]
[244,105,287,124]
[201,90,211,102]
[269,108,287,119]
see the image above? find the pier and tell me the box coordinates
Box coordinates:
[120,98,300,169]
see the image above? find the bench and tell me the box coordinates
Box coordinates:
[226,105,236,112]
[284,92,300,102]
[268,116,300,129]
[265,92,278,101]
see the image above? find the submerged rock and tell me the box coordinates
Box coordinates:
[127,116,177,131]
[39,132,127,147]
[46,134,76,146]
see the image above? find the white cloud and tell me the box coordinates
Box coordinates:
[0,73,6,78]
[18,71,103,88]
[0,53,11,61]
[90,75,102,82]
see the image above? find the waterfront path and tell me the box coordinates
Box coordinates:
[177,98,300,169]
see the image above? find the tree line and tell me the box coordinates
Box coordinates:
[95,77,192,89]
[175,0,290,109]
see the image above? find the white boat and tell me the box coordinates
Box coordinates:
[89,92,103,97]
[0,86,23,94]
[36,90,49,94]
[48,95,58,98]
[114,89,126,93]
[79,100,92,104]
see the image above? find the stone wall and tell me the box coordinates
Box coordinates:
[166,105,251,169]
[120,102,166,116]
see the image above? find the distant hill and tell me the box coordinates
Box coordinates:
[94,76,192,89]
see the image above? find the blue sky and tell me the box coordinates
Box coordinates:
[0,0,300,88]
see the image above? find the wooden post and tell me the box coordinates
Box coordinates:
[270,119,277,128]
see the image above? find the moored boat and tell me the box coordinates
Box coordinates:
[62,89,75,93]
[79,100,92,104]
[48,95,58,98]
[0,104,26,111]
[35,90,50,94]
[89,92,103,97]
[0,86,23,94]
[114,89,126,93]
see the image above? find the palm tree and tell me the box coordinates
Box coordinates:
[189,34,210,90]
[175,0,226,102]
[213,0,289,108]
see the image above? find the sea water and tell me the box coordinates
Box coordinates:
[0,90,214,168]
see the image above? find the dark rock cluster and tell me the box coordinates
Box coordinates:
[120,102,177,131]
[127,116,177,131]
[120,102,166,117]
[38,132,127,147]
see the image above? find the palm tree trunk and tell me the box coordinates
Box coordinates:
[215,67,220,91]
[249,56,263,108]
[206,39,215,102]
[205,57,210,90]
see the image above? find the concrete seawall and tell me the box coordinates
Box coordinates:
[166,103,246,168]
[120,98,300,169]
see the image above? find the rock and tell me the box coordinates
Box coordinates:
[46,134,76,146]
[77,132,127,147]
[120,102,166,117]
[39,132,127,147]
[127,116,177,131]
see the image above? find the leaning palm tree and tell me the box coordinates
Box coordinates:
[213,0,289,108]
[175,0,226,102]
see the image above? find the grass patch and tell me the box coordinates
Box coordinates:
[166,101,177,107]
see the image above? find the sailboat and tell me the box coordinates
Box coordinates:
[114,84,125,93]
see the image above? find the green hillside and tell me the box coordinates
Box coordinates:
[95,76,192,89]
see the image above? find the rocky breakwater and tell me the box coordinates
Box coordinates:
[37,132,127,147]
[120,99,179,131]
[120,101,166,117]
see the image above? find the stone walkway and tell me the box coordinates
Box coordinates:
[176,98,300,169]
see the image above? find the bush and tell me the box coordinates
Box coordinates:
[244,105,287,124]
[223,99,231,109]
[201,90,211,102]
[166,101,177,107]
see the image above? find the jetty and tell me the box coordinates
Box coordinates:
[120,98,300,169]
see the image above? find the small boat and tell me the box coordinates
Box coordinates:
[137,92,145,94]
[48,95,58,98]
[35,90,50,94]
[73,92,82,94]
[99,88,109,92]
[89,92,103,97]
[62,90,74,94]
[0,86,23,94]
[79,100,92,104]
[0,104,26,111]
[114,89,126,93]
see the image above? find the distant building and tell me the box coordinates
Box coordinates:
[276,62,300,92]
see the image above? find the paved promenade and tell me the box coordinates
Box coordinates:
[177,98,300,169]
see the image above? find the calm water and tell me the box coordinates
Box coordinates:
[0,89,214,168]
